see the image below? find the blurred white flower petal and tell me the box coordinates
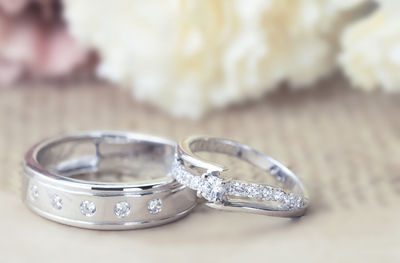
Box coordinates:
[340,1,400,91]
[64,0,368,118]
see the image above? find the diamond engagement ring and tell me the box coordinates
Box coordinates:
[173,136,309,217]
[22,131,197,230]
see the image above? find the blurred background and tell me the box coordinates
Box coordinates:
[0,0,399,262]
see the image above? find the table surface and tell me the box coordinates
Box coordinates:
[0,75,399,262]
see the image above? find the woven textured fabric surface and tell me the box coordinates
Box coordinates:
[1,75,399,262]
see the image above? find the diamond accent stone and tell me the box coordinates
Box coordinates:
[114,201,131,218]
[29,185,39,201]
[297,196,304,208]
[225,181,304,210]
[284,194,304,209]
[262,186,273,200]
[294,194,302,208]
[199,174,225,202]
[171,159,203,191]
[175,169,184,183]
[273,189,286,202]
[172,160,192,185]
[181,172,193,186]
[189,176,202,190]
[148,198,163,214]
[246,183,262,199]
[80,200,96,217]
[50,194,63,210]
[227,181,246,197]
[228,181,265,199]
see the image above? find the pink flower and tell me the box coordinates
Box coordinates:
[0,0,94,85]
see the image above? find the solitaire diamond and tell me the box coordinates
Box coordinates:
[199,174,225,202]
[80,200,96,217]
[50,194,63,210]
[114,201,131,218]
[29,185,39,201]
[148,198,163,214]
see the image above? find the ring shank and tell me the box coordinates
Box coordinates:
[183,137,305,195]
[33,132,175,182]
[178,136,309,217]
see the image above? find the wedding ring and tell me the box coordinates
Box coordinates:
[22,131,197,230]
[173,136,309,217]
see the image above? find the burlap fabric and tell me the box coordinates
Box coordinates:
[0,75,399,262]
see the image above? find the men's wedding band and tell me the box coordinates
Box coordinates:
[22,131,197,230]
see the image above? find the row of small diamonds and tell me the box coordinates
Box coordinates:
[226,181,304,209]
[171,159,202,191]
[171,160,304,209]
[29,185,163,217]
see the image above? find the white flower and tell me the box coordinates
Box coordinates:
[64,0,368,118]
[340,0,400,91]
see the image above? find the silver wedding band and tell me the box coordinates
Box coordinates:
[22,131,197,230]
[174,136,309,217]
